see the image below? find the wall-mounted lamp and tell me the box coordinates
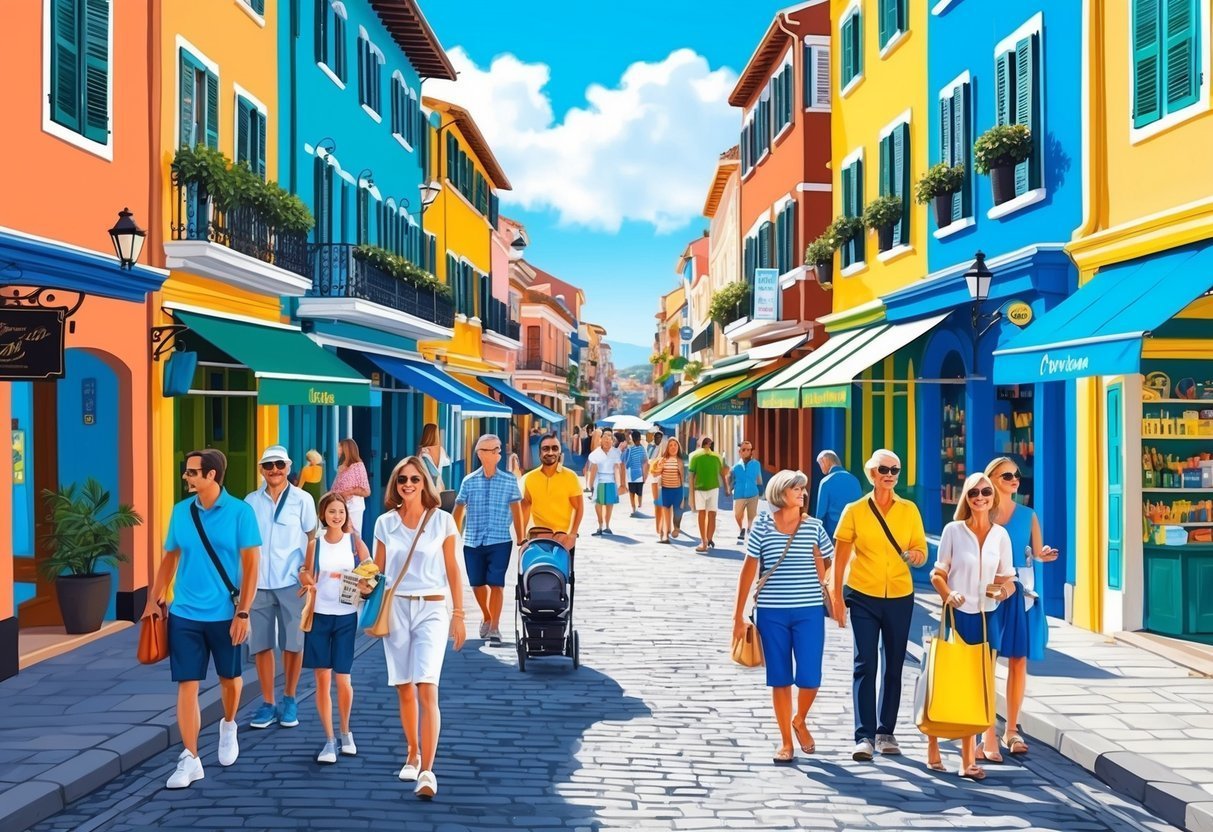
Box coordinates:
[108,208,146,270]
[419,180,441,212]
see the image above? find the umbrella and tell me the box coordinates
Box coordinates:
[598,414,656,432]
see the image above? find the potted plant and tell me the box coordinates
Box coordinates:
[39,479,142,634]
[863,195,904,252]
[974,124,1031,205]
[915,162,966,228]
[682,360,704,382]
[709,281,752,325]
[804,236,837,288]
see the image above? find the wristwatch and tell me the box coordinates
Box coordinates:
[236,611,249,619]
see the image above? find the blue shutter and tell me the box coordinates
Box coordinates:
[51,0,81,131]
[251,0,264,12]
[1133,0,1163,126]
[803,44,812,108]
[205,70,219,149]
[256,110,267,179]
[356,39,365,105]
[785,201,797,270]
[82,0,109,143]
[314,157,329,244]
[758,221,772,268]
[940,93,953,225]
[333,15,346,81]
[744,237,755,281]
[896,123,909,245]
[236,97,251,165]
[1164,0,1200,113]
[879,134,891,195]
[1014,35,1039,195]
[178,51,195,147]
[854,12,864,77]
[956,83,970,218]
[314,0,327,64]
[995,51,1013,126]
[878,0,890,46]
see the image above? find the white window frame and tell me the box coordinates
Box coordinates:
[358,26,385,122]
[173,35,220,152]
[931,0,960,14]
[988,12,1047,220]
[839,0,864,99]
[234,0,266,27]
[41,0,115,161]
[390,70,413,151]
[1129,0,1212,144]
[839,145,867,277]
[317,1,347,88]
[804,36,831,112]
[232,83,268,167]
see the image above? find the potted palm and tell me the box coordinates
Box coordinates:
[804,236,837,288]
[974,124,1032,205]
[863,195,904,252]
[915,163,966,228]
[40,479,142,634]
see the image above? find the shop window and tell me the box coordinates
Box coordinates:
[993,385,1035,509]
[939,355,967,527]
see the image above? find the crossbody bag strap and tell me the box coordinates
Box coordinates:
[867,497,904,556]
[753,515,804,602]
[385,508,436,596]
[190,502,240,604]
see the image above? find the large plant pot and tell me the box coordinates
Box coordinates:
[932,193,955,228]
[990,165,1017,205]
[56,573,111,634]
[811,262,833,289]
[877,224,895,252]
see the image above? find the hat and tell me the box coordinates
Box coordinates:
[259,444,291,465]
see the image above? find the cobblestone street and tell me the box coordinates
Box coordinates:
[31,506,1179,832]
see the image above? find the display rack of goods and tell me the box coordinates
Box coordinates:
[940,398,966,506]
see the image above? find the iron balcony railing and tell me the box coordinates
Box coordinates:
[482,297,521,340]
[518,358,568,376]
[170,174,309,278]
[308,243,455,327]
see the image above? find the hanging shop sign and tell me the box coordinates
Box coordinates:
[0,308,66,381]
[1005,301,1034,327]
[753,269,780,321]
[801,385,851,408]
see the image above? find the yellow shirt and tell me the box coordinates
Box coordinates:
[522,466,582,533]
[834,491,927,599]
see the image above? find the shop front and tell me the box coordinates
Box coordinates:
[993,241,1213,643]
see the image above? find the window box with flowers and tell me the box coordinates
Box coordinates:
[915,162,966,228]
[862,195,904,253]
[804,236,838,289]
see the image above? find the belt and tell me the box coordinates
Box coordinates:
[401,594,445,601]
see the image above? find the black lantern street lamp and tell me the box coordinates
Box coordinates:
[964,250,1000,377]
[108,208,146,270]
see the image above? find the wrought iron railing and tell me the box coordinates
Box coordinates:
[518,358,568,376]
[307,243,455,327]
[482,297,521,340]
[170,174,309,278]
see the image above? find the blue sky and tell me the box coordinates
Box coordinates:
[423,1,793,362]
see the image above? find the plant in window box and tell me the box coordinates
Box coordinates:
[804,236,837,289]
[915,163,966,228]
[352,244,451,299]
[649,350,671,365]
[973,124,1031,205]
[862,195,904,252]
[827,215,864,246]
[682,360,704,383]
[709,281,752,325]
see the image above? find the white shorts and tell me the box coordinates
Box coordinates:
[692,488,720,512]
[383,597,450,686]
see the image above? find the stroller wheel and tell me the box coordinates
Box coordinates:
[571,631,580,670]
[516,641,527,673]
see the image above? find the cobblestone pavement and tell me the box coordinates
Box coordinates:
[30,503,1180,831]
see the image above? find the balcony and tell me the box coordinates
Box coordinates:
[517,358,568,376]
[295,243,455,340]
[165,175,313,296]
[481,297,521,343]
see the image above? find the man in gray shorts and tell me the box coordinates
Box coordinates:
[245,445,317,729]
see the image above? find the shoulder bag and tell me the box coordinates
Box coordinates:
[190,502,240,609]
[868,497,909,563]
[731,516,802,668]
[366,508,435,638]
[137,603,168,664]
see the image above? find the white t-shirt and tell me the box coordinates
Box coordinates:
[313,532,361,616]
[934,521,1015,614]
[374,509,458,598]
[587,448,622,483]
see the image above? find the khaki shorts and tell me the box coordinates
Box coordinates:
[692,488,720,512]
[734,496,760,520]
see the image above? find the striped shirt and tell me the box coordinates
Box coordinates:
[623,445,647,482]
[655,457,684,488]
[746,512,834,609]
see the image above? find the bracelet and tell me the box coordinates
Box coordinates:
[451,609,465,617]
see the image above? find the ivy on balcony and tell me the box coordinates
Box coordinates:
[352,244,451,299]
[172,145,313,233]
[709,281,751,325]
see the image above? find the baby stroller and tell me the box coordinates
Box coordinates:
[515,528,579,671]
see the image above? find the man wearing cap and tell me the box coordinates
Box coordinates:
[245,445,317,730]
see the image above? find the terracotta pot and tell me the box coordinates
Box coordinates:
[56,573,111,634]
[990,165,1017,205]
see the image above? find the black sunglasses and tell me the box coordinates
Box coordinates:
[183,467,201,477]
[968,487,995,499]
[877,465,901,476]
[260,460,287,471]
[396,475,423,485]
[999,471,1020,481]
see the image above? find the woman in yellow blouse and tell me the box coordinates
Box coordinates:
[830,449,927,763]
[299,449,326,503]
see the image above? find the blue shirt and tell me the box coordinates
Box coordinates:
[623,445,648,482]
[164,490,262,622]
[245,483,317,590]
[731,459,763,500]
[746,513,834,608]
[817,467,863,538]
[455,467,521,547]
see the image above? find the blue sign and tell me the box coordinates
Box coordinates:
[753,268,780,321]
[679,326,693,341]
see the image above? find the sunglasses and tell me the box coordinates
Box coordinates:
[183,468,201,477]
[396,475,423,485]
[877,465,902,476]
[968,487,995,499]
[260,460,287,471]
[999,471,1020,481]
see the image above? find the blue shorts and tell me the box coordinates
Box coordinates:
[303,612,358,674]
[756,605,825,688]
[595,483,618,505]
[464,541,513,587]
[660,486,683,509]
[946,609,1003,650]
[168,614,243,682]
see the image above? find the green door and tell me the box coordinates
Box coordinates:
[1190,555,1213,635]
[1146,550,1184,634]
[173,367,257,500]
[1106,384,1123,590]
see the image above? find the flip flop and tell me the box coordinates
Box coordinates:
[792,720,815,754]
[772,747,795,765]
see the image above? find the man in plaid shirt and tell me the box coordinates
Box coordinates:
[452,434,525,644]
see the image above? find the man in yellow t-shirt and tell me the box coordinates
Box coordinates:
[521,432,585,554]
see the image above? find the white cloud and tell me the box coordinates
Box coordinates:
[426,47,738,234]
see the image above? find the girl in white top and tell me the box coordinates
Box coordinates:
[926,472,1016,781]
[373,456,465,800]
[299,493,371,765]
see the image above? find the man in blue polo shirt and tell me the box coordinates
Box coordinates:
[245,445,317,731]
[728,440,764,544]
[143,449,261,789]
[816,449,862,538]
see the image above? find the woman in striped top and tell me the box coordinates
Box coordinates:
[650,438,686,544]
[731,470,834,764]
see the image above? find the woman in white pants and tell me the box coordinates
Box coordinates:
[373,456,466,799]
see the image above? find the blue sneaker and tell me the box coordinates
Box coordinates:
[279,696,299,728]
[250,701,277,729]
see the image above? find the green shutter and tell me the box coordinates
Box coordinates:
[785,201,797,270]
[1133,0,1163,126]
[205,70,219,149]
[256,110,267,179]
[314,0,327,64]
[1164,0,1200,112]
[878,0,887,46]
[940,93,953,221]
[880,0,899,47]
[995,51,1013,126]
[51,0,81,131]
[954,83,970,220]
[896,123,909,245]
[853,159,865,263]
[1014,35,1038,195]
[236,97,251,165]
[803,44,812,107]
[251,0,265,13]
[313,157,328,243]
[841,17,854,86]
[178,51,196,147]
[879,134,891,195]
[854,12,864,76]
[82,0,109,143]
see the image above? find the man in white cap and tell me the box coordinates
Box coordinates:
[244,445,317,730]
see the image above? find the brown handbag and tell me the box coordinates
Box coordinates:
[137,603,168,664]
[366,508,435,638]
[731,516,802,668]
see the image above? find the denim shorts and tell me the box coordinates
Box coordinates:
[464,541,512,587]
[303,612,358,674]
[168,614,242,682]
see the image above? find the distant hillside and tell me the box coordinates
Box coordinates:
[606,340,651,368]
[617,364,651,382]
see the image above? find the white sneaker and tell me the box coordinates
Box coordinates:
[398,758,420,781]
[852,738,875,761]
[316,739,338,765]
[217,719,239,766]
[166,750,204,789]
[414,770,437,799]
[340,732,357,756]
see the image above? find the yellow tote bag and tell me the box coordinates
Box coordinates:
[915,607,995,740]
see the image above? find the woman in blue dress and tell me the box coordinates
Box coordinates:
[980,456,1059,760]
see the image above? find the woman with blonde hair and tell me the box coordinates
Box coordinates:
[650,437,686,544]
[980,456,1058,760]
[299,449,327,503]
[925,471,1016,779]
[332,439,370,537]
[373,456,465,798]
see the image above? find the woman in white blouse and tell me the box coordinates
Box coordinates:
[373,456,466,799]
[926,472,1016,781]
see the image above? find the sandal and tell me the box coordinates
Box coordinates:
[926,758,946,772]
[772,746,795,765]
[959,764,986,781]
[791,719,815,754]
[975,746,1004,764]
[1004,733,1029,755]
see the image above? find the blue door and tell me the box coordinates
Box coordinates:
[1106,383,1123,590]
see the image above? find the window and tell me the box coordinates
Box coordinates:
[803,43,831,109]
[758,221,773,269]
[840,154,865,267]
[49,0,110,146]
[938,77,972,224]
[995,28,1041,196]
[878,119,910,248]
[179,49,218,149]
[773,58,793,134]
[235,94,266,178]
[314,0,346,82]
[313,156,334,244]
[1132,0,1202,128]
[878,0,906,51]
[775,201,798,274]
[840,7,863,91]
[357,35,382,114]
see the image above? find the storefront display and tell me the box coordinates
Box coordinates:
[940,390,967,514]
[994,385,1035,507]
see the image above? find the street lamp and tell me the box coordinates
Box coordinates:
[108,208,146,269]
[964,250,1000,376]
[419,180,441,212]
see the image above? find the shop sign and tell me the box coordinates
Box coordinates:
[756,388,798,409]
[257,377,373,407]
[1038,352,1090,378]
[679,326,693,341]
[1005,301,1034,327]
[801,385,851,408]
[753,269,780,321]
[0,308,66,381]
[704,396,749,416]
